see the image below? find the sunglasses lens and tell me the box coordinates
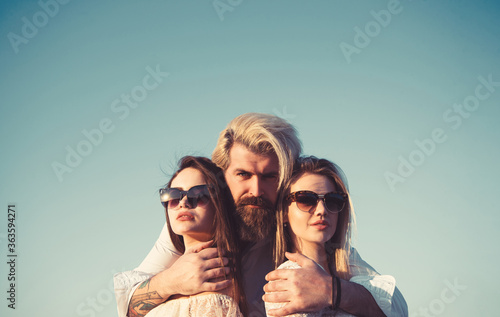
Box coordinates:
[160,188,181,208]
[325,193,345,212]
[160,185,210,209]
[187,186,210,208]
[295,192,318,212]
[168,199,181,209]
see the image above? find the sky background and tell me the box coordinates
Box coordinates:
[1,0,499,316]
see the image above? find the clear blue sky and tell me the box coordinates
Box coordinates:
[1,0,499,316]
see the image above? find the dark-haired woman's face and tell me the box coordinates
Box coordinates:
[287,173,338,250]
[168,167,215,243]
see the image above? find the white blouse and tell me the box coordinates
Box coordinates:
[145,293,243,317]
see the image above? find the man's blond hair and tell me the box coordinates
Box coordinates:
[212,113,302,189]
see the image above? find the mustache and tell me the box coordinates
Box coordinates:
[235,196,275,242]
[237,196,274,210]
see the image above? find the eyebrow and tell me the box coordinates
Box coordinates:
[234,168,252,174]
[169,185,206,191]
[233,169,278,177]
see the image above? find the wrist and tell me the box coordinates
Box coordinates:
[150,272,173,300]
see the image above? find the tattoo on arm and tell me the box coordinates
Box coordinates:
[138,279,150,289]
[128,278,164,317]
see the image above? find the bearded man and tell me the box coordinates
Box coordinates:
[114,113,407,317]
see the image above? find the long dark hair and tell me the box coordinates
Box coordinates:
[163,156,247,314]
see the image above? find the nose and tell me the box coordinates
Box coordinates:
[314,199,327,216]
[249,177,264,198]
[177,195,191,209]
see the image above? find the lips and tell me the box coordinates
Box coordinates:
[237,196,273,211]
[311,219,329,230]
[244,204,262,208]
[176,211,194,221]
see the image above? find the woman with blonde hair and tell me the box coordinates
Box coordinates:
[267,156,389,317]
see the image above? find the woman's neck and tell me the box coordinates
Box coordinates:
[180,234,235,300]
[183,234,211,251]
[293,241,329,272]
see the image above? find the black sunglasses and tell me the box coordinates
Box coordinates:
[159,185,211,209]
[287,190,347,213]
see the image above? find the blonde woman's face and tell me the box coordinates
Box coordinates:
[168,167,215,242]
[287,173,339,250]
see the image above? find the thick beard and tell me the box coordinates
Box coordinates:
[235,196,275,242]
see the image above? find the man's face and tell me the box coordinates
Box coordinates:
[224,142,280,241]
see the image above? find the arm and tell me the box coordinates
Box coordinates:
[263,252,386,317]
[348,248,408,317]
[338,278,387,316]
[127,243,232,316]
[113,224,230,317]
[114,223,179,317]
[128,278,164,317]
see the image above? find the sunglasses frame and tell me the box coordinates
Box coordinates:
[287,190,348,214]
[159,184,211,209]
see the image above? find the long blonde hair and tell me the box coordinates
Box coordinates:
[212,113,302,190]
[274,156,355,280]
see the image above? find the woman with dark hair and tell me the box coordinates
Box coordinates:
[144,156,246,317]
